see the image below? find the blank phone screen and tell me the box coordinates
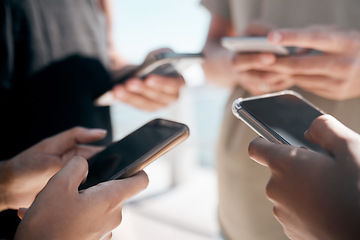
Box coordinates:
[79,120,185,189]
[240,94,324,152]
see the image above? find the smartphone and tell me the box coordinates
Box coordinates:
[232,90,326,153]
[94,51,203,106]
[221,36,295,55]
[79,118,190,190]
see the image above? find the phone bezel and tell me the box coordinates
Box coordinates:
[232,90,325,146]
[79,118,189,189]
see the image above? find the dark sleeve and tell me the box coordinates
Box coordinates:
[0,0,14,91]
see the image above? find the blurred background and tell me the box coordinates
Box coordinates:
[109,0,230,239]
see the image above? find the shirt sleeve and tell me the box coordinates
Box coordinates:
[200,0,231,19]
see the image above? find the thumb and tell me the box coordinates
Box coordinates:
[46,156,89,192]
[17,208,28,219]
[245,21,275,36]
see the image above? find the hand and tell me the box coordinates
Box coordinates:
[248,115,360,240]
[231,22,295,95]
[112,74,185,111]
[0,127,107,211]
[266,25,360,100]
[14,156,149,240]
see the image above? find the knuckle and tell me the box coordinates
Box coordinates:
[265,178,277,200]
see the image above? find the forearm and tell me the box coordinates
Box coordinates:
[202,39,237,88]
[98,0,114,50]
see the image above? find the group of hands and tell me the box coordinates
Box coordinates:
[206,22,360,239]
[3,23,360,239]
[4,116,360,239]
[0,127,149,240]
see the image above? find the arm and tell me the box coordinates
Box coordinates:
[14,156,148,240]
[98,0,129,70]
[0,127,107,211]
[264,25,360,100]
[202,19,293,94]
[201,14,237,87]
[248,115,360,240]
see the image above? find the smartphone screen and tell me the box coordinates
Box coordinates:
[232,91,325,153]
[79,118,189,190]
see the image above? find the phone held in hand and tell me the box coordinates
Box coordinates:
[79,118,190,190]
[221,36,295,55]
[94,50,203,106]
[232,90,326,153]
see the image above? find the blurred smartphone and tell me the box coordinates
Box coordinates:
[221,36,295,55]
[94,50,203,106]
[232,90,326,153]
[79,118,190,190]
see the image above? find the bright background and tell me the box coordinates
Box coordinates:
[109,1,230,239]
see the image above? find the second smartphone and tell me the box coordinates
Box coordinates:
[232,90,325,153]
[79,118,189,190]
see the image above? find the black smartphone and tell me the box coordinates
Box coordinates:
[232,90,326,153]
[79,118,190,190]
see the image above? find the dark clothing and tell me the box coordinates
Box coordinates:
[0,0,113,238]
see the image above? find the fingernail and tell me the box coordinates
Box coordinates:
[260,55,275,65]
[269,31,282,43]
[128,81,142,91]
[114,86,126,98]
[90,129,107,135]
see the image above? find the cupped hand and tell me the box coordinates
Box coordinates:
[15,156,148,240]
[0,127,107,210]
[248,115,360,240]
[113,74,185,111]
[266,25,360,100]
[231,21,294,95]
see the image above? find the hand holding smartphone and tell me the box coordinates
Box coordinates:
[221,36,294,55]
[232,91,326,153]
[79,118,189,190]
[94,49,203,106]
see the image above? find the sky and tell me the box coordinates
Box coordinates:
[111,0,210,64]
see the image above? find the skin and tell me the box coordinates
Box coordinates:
[203,17,360,100]
[202,16,291,94]
[14,156,149,240]
[111,48,186,111]
[266,25,360,100]
[0,127,107,211]
[248,115,360,240]
[98,1,185,111]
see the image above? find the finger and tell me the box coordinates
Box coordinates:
[47,156,89,192]
[144,75,185,95]
[233,53,276,72]
[261,55,347,79]
[126,77,181,105]
[245,21,275,36]
[247,137,290,168]
[293,75,347,100]
[17,208,28,219]
[113,85,166,111]
[63,145,104,162]
[236,71,293,95]
[248,137,307,173]
[87,171,149,206]
[268,27,358,53]
[42,127,107,154]
[304,115,358,157]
